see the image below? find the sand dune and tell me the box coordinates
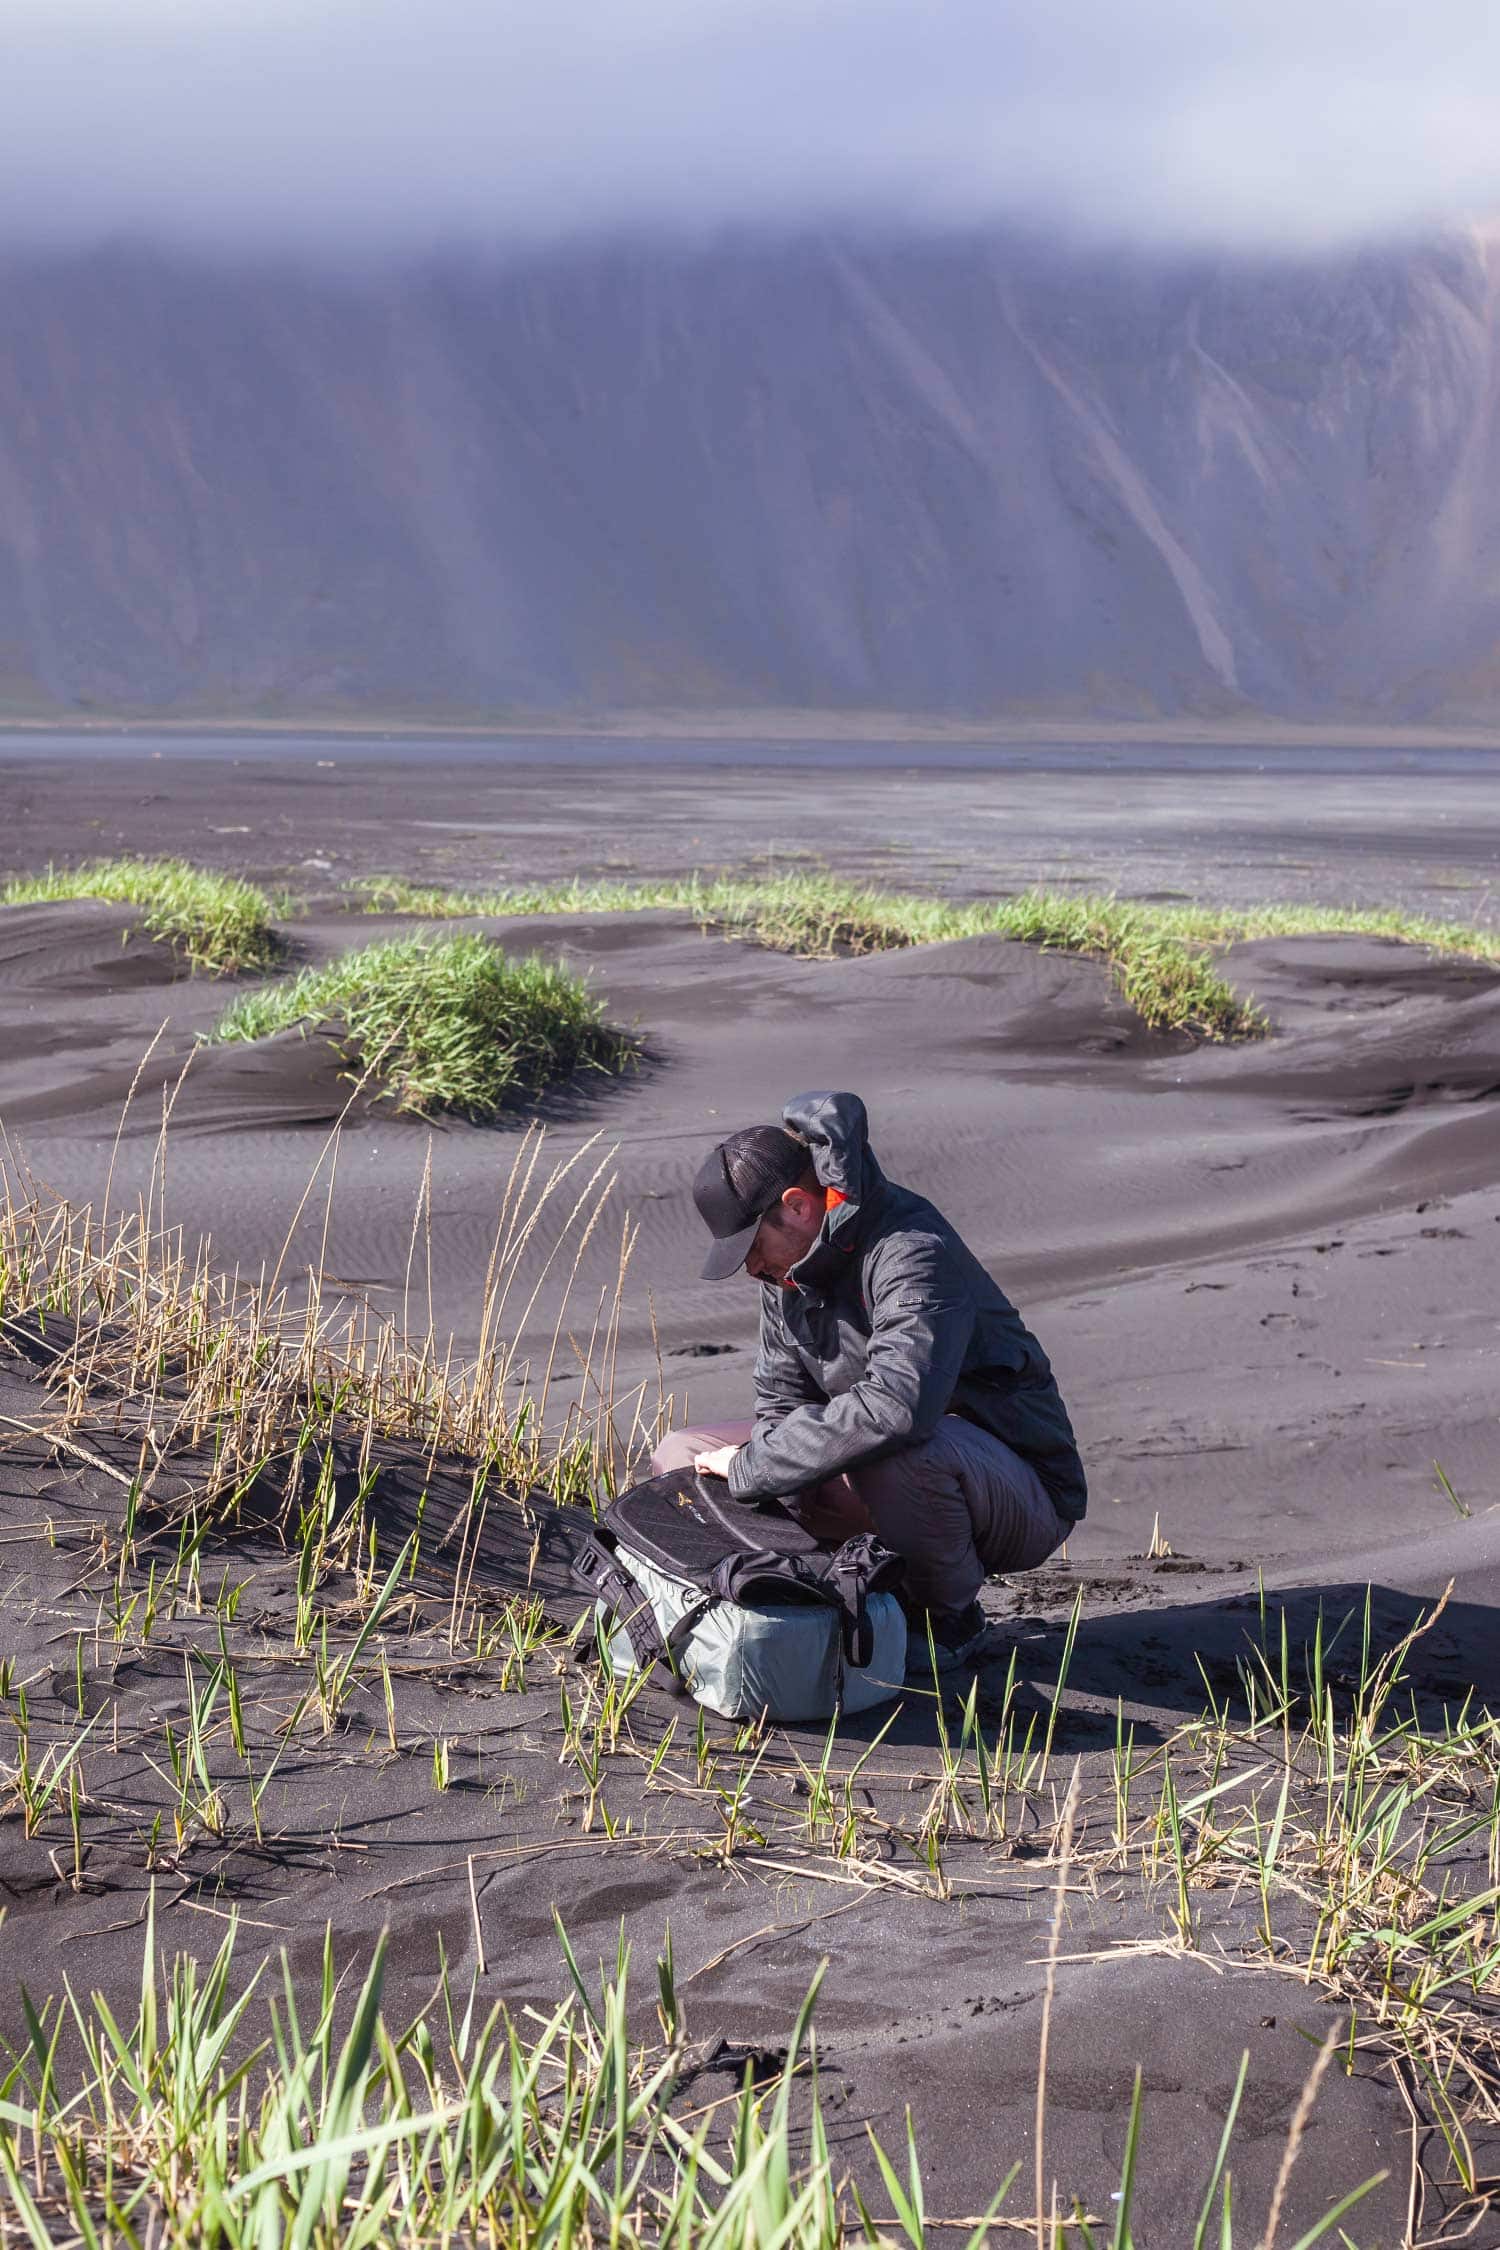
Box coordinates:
[3,890,1496,1596]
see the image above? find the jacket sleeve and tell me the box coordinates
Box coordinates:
[750,1286,827,1433]
[728,1232,975,1499]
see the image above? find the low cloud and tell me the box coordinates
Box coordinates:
[5,0,1500,253]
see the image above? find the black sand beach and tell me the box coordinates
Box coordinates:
[2,737,1498,2240]
[6,731,1500,915]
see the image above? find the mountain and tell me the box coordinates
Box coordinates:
[2,228,1500,723]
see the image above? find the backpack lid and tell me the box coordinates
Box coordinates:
[600,1469,825,1581]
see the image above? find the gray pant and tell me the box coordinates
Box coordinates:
[650,1414,1069,1612]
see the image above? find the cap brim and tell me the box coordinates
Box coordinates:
[699,1219,760,1280]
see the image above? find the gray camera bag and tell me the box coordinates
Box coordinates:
[568,1470,907,1722]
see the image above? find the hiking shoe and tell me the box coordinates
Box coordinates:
[903,1599,991,1677]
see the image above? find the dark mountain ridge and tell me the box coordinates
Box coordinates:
[3,227,1500,723]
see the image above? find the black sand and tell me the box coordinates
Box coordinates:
[2,738,1498,2237]
[5,732,1500,916]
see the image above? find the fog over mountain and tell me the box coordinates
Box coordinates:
[8,2,1500,254]
[5,226,1500,724]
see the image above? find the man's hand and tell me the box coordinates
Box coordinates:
[693,1444,740,1480]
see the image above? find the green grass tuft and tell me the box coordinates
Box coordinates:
[358,869,1500,1042]
[1,856,281,974]
[210,931,634,1119]
[357,872,1256,1036]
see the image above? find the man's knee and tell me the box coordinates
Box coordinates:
[852,1431,942,1516]
[851,1417,1066,1601]
[851,1431,983,1611]
[935,1417,1068,1572]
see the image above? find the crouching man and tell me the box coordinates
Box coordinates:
[652,1090,1086,1671]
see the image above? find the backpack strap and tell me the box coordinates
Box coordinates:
[824,1533,904,1668]
[828,1551,872,1667]
[569,1526,721,1688]
[568,1529,670,1673]
[665,1595,720,1661]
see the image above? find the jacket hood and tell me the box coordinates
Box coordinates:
[781,1091,887,1285]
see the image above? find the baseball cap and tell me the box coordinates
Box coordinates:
[692,1125,810,1280]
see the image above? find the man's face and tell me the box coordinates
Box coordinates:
[744,1186,825,1284]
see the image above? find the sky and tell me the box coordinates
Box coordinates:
[5,0,1500,255]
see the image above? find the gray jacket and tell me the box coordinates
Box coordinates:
[725,1092,1087,1521]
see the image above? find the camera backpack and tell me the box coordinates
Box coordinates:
[567,1469,907,1721]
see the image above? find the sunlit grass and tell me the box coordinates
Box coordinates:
[210,932,636,1119]
[358,870,1499,1042]
[0,1871,1385,2246]
[0,857,281,974]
